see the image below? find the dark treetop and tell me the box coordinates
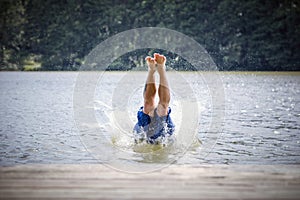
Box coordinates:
[1,0,299,71]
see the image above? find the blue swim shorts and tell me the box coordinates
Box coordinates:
[133,106,175,144]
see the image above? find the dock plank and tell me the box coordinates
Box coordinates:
[0,164,299,199]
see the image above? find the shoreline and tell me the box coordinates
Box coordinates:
[0,70,300,75]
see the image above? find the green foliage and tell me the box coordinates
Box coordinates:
[1,0,299,71]
[0,0,28,70]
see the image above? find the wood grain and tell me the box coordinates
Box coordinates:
[0,164,299,199]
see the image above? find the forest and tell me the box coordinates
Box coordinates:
[1,0,299,71]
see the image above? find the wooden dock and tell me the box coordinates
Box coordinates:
[0,164,300,199]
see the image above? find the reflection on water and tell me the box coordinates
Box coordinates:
[0,72,299,166]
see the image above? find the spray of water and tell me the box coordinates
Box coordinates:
[73,27,225,173]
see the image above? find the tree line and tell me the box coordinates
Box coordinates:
[1,0,299,71]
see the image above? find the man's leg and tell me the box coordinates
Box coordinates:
[143,56,156,115]
[155,53,170,116]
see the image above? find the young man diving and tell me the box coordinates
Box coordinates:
[133,53,175,144]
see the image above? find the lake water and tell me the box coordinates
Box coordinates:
[0,72,299,168]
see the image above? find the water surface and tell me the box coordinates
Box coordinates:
[0,72,299,166]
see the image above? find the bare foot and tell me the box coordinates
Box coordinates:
[154,53,166,73]
[145,56,156,72]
